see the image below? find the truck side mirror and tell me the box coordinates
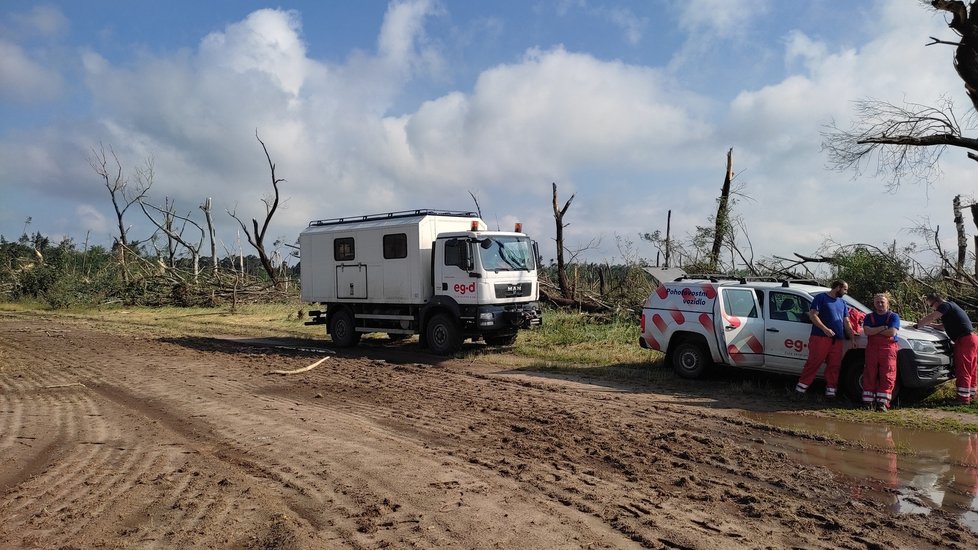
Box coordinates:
[459,243,474,271]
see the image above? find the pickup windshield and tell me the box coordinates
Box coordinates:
[478,236,535,272]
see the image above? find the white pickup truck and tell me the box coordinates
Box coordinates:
[639,276,953,400]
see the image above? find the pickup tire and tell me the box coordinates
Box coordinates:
[671,340,711,379]
[427,313,462,356]
[329,309,361,348]
[842,357,901,404]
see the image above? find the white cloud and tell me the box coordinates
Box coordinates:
[76,204,109,235]
[10,5,68,39]
[676,0,769,39]
[0,39,63,103]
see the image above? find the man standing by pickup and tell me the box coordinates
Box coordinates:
[794,280,854,400]
[915,293,977,405]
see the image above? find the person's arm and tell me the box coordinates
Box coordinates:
[843,312,854,338]
[915,310,942,329]
[807,309,834,337]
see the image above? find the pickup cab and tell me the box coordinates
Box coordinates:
[639,277,953,400]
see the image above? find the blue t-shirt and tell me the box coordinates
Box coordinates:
[864,310,900,342]
[810,292,849,339]
[938,301,974,341]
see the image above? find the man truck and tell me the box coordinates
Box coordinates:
[300,209,542,355]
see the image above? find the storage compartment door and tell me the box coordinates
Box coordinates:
[336,264,367,299]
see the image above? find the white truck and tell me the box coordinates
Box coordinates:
[639,276,954,401]
[300,209,542,355]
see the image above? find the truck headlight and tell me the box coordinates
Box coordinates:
[479,312,495,320]
[907,339,939,354]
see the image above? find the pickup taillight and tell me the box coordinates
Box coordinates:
[640,313,646,333]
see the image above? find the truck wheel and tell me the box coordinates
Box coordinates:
[329,309,361,347]
[484,333,518,346]
[427,314,462,355]
[671,341,711,379]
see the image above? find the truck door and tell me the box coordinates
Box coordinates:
[763,291,813,373]
[433,238,480,305]
[717,287,764,367]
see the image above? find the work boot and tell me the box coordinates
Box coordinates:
[875,400,890,412]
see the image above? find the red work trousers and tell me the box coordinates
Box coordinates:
[797,335,843,392]
[863,337,897,405]
[953,333,978,400]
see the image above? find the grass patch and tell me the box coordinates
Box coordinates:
[0,300,321,339]
[828,406,978,433]
[513,307,662,367]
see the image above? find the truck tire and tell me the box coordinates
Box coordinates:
[329,309,361,348]
[427,313,462,355]
[671,340,711,379]
[484,333,518,346]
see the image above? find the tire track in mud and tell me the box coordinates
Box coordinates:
[3,317,976,549]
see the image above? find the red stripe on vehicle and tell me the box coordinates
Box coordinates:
[703,285,717,299]
[670,310,685,325]
[699,313,714,334]
[653,314,668,333]
[745,334,763,353]
[645,335,660,350]
[656,285,668,299]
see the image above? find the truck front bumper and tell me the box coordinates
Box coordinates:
[475,301,542,330]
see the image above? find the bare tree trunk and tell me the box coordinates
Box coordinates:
[201,198,217,275]
[552,182,575,298]
[228,132,285,288]
[89,144,152,282]
[665,210,672,268]
[710,148,733,271]
[955,194,967,272]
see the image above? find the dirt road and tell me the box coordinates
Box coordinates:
[1,312,975,549]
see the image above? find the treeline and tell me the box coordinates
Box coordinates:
[1,232,298,308]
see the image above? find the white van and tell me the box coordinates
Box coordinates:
[639,276,953,400]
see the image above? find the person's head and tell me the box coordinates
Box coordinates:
[923,292,945,310]
[829,280,849,297]
[872,293,890,313]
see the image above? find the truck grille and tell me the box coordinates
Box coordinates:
[494,283,532,298]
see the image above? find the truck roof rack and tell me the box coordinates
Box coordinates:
[308,209,478,227]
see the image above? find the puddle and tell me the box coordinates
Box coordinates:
[743,411,978,533]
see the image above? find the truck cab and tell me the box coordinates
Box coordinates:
[639,277,953,400]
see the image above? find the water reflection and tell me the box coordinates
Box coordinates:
[743,411,978,532]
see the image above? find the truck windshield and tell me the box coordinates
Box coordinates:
[478,236,535,272]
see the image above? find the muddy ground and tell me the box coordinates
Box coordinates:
[1,312,976,549]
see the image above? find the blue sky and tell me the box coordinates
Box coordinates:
[0,0,972,269]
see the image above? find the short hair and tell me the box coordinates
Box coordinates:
[924,292,945,302]
[830,279,847,290]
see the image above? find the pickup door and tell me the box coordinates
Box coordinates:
[717,287,765,367]
[763,290,813,373]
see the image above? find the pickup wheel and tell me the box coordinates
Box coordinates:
[329,309,361,348]
[427,313,462,356]
[671,341,711,379]
[843,358,901,405]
